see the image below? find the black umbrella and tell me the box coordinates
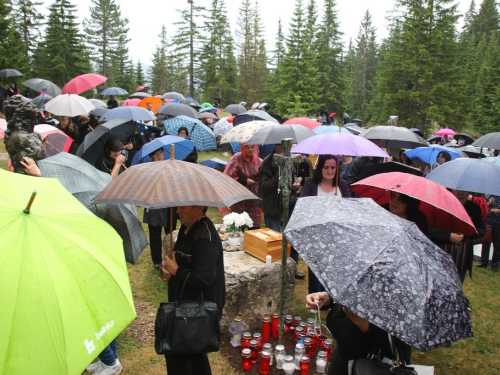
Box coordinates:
[284,196,473,352]
[129,92,151,99]
[224,104,246,115]
[343,123,364,135]
[454,133,474,146]
[161,92,185,100]
[76,118,137,166]
[456,145,487,159]
[246,124,315,145]
[233,109,279,126]
[0,69,23,78]
[361,125,428,149]
[101,87,128,96]
[356,161,423,181]
[181,98,200,106]
[21,78,61,97]
[156,103,201,119]
[472,132,500,149]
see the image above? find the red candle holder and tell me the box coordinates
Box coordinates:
[242,348,252,371]
[271,313,279,339]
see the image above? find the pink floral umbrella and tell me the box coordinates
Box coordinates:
[436,128,456,136]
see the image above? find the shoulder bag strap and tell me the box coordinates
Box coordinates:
[175,272,191,307]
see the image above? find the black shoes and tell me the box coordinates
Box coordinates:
[295,271,305,280]
[476,263,488,268]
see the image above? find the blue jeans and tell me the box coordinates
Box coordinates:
[264,215,299,264]
[98,338,117,366]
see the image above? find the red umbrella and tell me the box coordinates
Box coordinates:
[283,117,320,130]
[328,112,337,117]
[351,172,477,235]
[121,98,141,107]
[61,73,108,95]
[34,124,73,156]
[436,128,456,136]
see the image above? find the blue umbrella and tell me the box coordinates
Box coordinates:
[163,116,217,151]
[426,158,500,196]
[101,87,128,96]
[200,158,228,170]
[100,106,156,122]
[405,145,466,164]
[200,107,218,114]
[131,135,195,165]
[313,125,351,135]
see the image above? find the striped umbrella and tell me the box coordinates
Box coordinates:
[93,159,259,209]
[163,116,217,151]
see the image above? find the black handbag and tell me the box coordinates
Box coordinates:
[154,274,221,355]
[348,334,418,375]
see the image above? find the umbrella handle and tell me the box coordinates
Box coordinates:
[23,190,37,214]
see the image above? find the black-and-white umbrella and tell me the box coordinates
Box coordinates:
[284,196,473,352]
[157,103,201,119]
[246,124,315,145]
[224,104,246,115]
[233,109,280,126]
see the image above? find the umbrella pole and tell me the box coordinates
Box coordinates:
[274,138,301,345]
[169,144,175,259]
[23,190,38,214]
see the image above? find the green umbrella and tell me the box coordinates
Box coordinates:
[0,169,136,375]
[200,102,213,108]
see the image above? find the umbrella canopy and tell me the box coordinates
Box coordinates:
[76,118,137,166]
[405,145,466,164]
[427,135,442,143]
[163,116,217,151]
[200,111,218,119]
[32,94,53,109]
[482,157,500,165]
[100,87,128,96]
[213,117,234,137]
[61,73,107,95]
[356,161,423,180]
[34,124,73,156]
[233,109,279,126]
[199,158,228,170]
[44,94,95,116]
[157,103,202,119]
[472,132,500,149]
[0,118,5,139]
[351,172,477,234]
[90,106,108,117]
[426,158,500,196]
[246,124,316,145]
[37,153,148,264]
[181,98,200,106]
[130,135,195,165]
[361,125,428,149]
[291,132,390,158]
[21,78,61,97]
[94,159,259,208]
[121,98,141,107]
[409,127,424,137]
[129,92,151,99]
[283,117,320,130]
[161,92,185,100]
[0,68,22,78]
[437,128,456,136]
[0,169,136,374]
[313,125,351,134]
[200,102,212,108]
[220,120,276,144]
[100,106,156,122]
[89,98,107,107]
[137,96,164,113]
[456,145,489,159]
[454,133,474,146]
[224,104,246,114]
[284,196,473,352]
[343,123,364,135]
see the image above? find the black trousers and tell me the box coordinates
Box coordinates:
[149,225,168,266]
[164,353,211,375]
[481,226,500,267]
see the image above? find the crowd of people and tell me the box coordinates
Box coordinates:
[12,92,497,375]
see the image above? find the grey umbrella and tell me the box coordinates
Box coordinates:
[246,124,315,145]
[0,69,23,78]
[472,132,500,149]
[161,92,185,100]
[76,118,137,166]
[181,98,200,106]
[90,106,109,117]
[38,152,148,264]
[129,92,151,99]
[101,87,128,96]
[284,196,473,352]
[224,104,246,115]
[233,109,279,126]
[361,125,428,149]
[21,78,61,97]
[343,123,364,135]
[157,103,202,119]
[31,94,53,108]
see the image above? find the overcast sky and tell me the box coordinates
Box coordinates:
[41,0,472,65]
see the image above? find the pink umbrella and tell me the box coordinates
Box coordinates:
[283,117,320,130]
[436,128,456,136]
[61,73,108,95]
[34,124,73,156]
[0,118,6,139]
[121,98,141,106]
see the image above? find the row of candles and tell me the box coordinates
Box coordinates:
[229,314,334,374]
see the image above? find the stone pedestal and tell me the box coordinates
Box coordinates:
[221,251,297,331]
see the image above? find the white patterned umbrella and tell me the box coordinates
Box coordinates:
[213,117,234,137]
[220,120,275,144]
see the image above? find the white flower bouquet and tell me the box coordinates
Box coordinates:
[222,212,253,238]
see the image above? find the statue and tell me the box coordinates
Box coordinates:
[3,95,46,174]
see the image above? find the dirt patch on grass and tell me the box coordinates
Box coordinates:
[125,297,156,345]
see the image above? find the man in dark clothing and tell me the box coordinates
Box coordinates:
[258,144,305,279]
[162,206,225,375]
[107,95,118,109]
[345,139,384,188]
[0,79,7,115]
[477,195,500,272]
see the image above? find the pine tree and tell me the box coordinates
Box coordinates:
[83,0,129,78]
[150,25,175,95]
[136,61,145,86]
[109,35,134,93]
[236,0,255,103]
[11,0,44,61]
[274,0,321,116]
[266,18,285,109]
[32,0,91,87]
[249,1,268,102]
[171,0,206,97]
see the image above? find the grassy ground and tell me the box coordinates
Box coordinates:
[1,142,500,374]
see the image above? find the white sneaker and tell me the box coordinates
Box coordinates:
[94,359,122,375]
[86,361,102,373]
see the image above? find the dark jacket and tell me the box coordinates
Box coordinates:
[300,177,351,198]
[183,146,198,163]
[168,216,225,318]
[345,156,384,186]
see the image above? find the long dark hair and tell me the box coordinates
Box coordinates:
[313,154,338,186]
[397,192,429,235]
[437,151,451,162]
